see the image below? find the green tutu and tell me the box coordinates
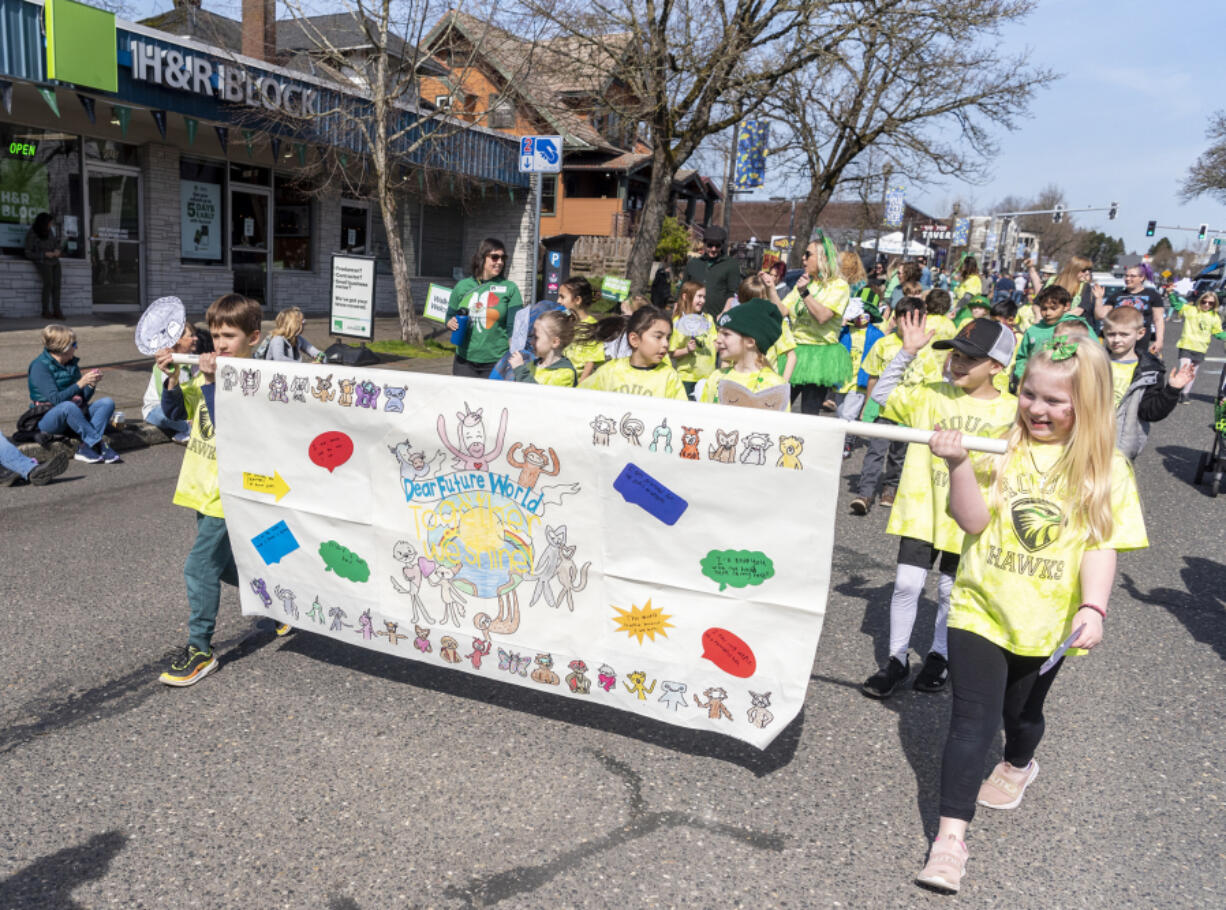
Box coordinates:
[792,343,853,387]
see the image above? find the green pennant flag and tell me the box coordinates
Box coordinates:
[184,116,198,146]
[243,130,255,158]
[113,105,130,136]
[339,154,348,168]
[294,143,306,165]
[38,88,60,117]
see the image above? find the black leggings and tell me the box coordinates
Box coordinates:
[939,628,1062,822]
[796,383,833,415]
[451,355,496,379]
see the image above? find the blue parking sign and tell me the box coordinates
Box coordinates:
[519,135,563,173]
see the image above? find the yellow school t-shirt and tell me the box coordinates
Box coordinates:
[172,376,224,518]
[533,359,578,388]
[699,365,788,407]
[958,275,983,299]
[840,326,870,393]
[883,382,1017,551]
[861,333,944,384]
[581,357,688,400]
[564,314,606,372]
[1177,308,1225,354]
[669,313,718,382]
[784,278,850,346]
[1109,359,1136,407]
[948,447,1148,657]
[927,313,958,342]
[766,316,797,366]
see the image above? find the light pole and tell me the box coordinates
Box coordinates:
[874,163,893,264]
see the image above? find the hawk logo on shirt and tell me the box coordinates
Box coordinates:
[197,402,216,441]
[1011,497,1062,552]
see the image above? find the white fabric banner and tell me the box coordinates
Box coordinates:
[217,362,840,749]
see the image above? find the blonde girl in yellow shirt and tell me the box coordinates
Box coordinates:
[917,338,1147,895]
[668,280,718,397]
[508,309,579,387]
[777,233,852,414]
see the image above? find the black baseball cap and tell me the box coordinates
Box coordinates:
[933,317,1015,366]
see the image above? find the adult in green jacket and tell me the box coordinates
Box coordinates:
[684,226,742,318]
[445,238,523,379]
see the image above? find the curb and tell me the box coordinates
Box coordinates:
[16,421,178,461]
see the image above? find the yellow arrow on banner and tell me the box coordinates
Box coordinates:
[243,470,291,502]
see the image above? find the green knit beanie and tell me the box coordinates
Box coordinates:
[717,298,783,354]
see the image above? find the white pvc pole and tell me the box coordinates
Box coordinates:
[171,355,1006,454]
[815,416,1008,455]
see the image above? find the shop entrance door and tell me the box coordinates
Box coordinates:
[87,167,142,313]
[231,187,270,306]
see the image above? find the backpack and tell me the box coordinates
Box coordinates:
[252,336,272,360]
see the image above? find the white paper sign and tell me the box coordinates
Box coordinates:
[330,254,376,339]
[180,181,221,259]
[424,283,452,323]
[216,366,840,749]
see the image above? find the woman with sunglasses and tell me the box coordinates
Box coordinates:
[25,324,120,463]
[776,236,853,415]
[445,238,523,379]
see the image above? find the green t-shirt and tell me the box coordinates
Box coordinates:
[446,276,523,364]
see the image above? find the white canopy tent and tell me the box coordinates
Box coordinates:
[860,232,932,257]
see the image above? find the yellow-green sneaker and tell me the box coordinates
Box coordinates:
[275,623,293,637]
[159,645,217,687]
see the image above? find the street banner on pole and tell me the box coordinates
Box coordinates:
[733,119,769,190]
[216,365,842,749]
[952,218,970,246]
[884,183,906,228]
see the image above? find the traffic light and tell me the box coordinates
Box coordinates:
[1146,220,1156,237]
[1052,204,1064,224]
[1198,223,1209,240]
[1108,202,1118,220]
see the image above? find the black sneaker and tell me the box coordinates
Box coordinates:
[27,451,70,486]
[159,645,217,687]
[861,656,909,698]
[0,466,19,487]
[913,652,949,692]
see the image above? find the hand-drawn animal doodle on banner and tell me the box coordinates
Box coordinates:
[437,403,508,471]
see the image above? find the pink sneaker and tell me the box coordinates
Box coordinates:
[916,833,967,894]
[977,759,1040,810]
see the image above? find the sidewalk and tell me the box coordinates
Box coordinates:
[1,315,454,460]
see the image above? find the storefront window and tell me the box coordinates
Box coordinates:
[340,201,368,253]
[0,124,83,257]
[84,139,140,168]
[274,177,313,271]
[180,158,225,265]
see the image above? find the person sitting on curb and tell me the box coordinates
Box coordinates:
[142,321,197,444]
[25,324,121,464]
[0,433,70,486]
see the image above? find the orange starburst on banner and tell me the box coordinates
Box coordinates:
[612,599,674,645]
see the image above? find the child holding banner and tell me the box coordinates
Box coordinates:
[557,277,605,382]
[916,336,1147,894]
[155,293,278,687]
[860,315,1017,699]
[669,281,718,397]
[700,298,786,406]
[579,307,687,400]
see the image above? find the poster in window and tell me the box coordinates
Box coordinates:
[180,180,222,259]
[0,157,50,247]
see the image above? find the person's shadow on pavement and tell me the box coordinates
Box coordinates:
[0,829,127,909]
[1119,557,1226,662]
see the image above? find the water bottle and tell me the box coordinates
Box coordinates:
[112,411,126,430]
[450,308,470,345]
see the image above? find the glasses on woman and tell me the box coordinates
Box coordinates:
[487,253,506,261]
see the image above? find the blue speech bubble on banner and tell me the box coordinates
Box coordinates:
[252,520,300,565]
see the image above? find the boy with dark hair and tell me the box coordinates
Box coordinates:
[1011,285,1096,387]
[156,294,273,686]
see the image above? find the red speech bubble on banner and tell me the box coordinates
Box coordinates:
[309,431,354,473]
[701,628,756,678]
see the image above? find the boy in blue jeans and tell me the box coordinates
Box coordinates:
[156,293,281,686]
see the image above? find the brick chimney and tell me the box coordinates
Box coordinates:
[242,0,276,62]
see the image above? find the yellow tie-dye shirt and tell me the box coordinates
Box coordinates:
[882,381,1017,552]
[949,447,1148,657]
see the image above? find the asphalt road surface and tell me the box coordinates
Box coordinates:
[2,379,1224,908]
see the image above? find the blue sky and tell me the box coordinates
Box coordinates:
[124,0,1225,255]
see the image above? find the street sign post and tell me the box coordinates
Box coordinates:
[519,136,564,300]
